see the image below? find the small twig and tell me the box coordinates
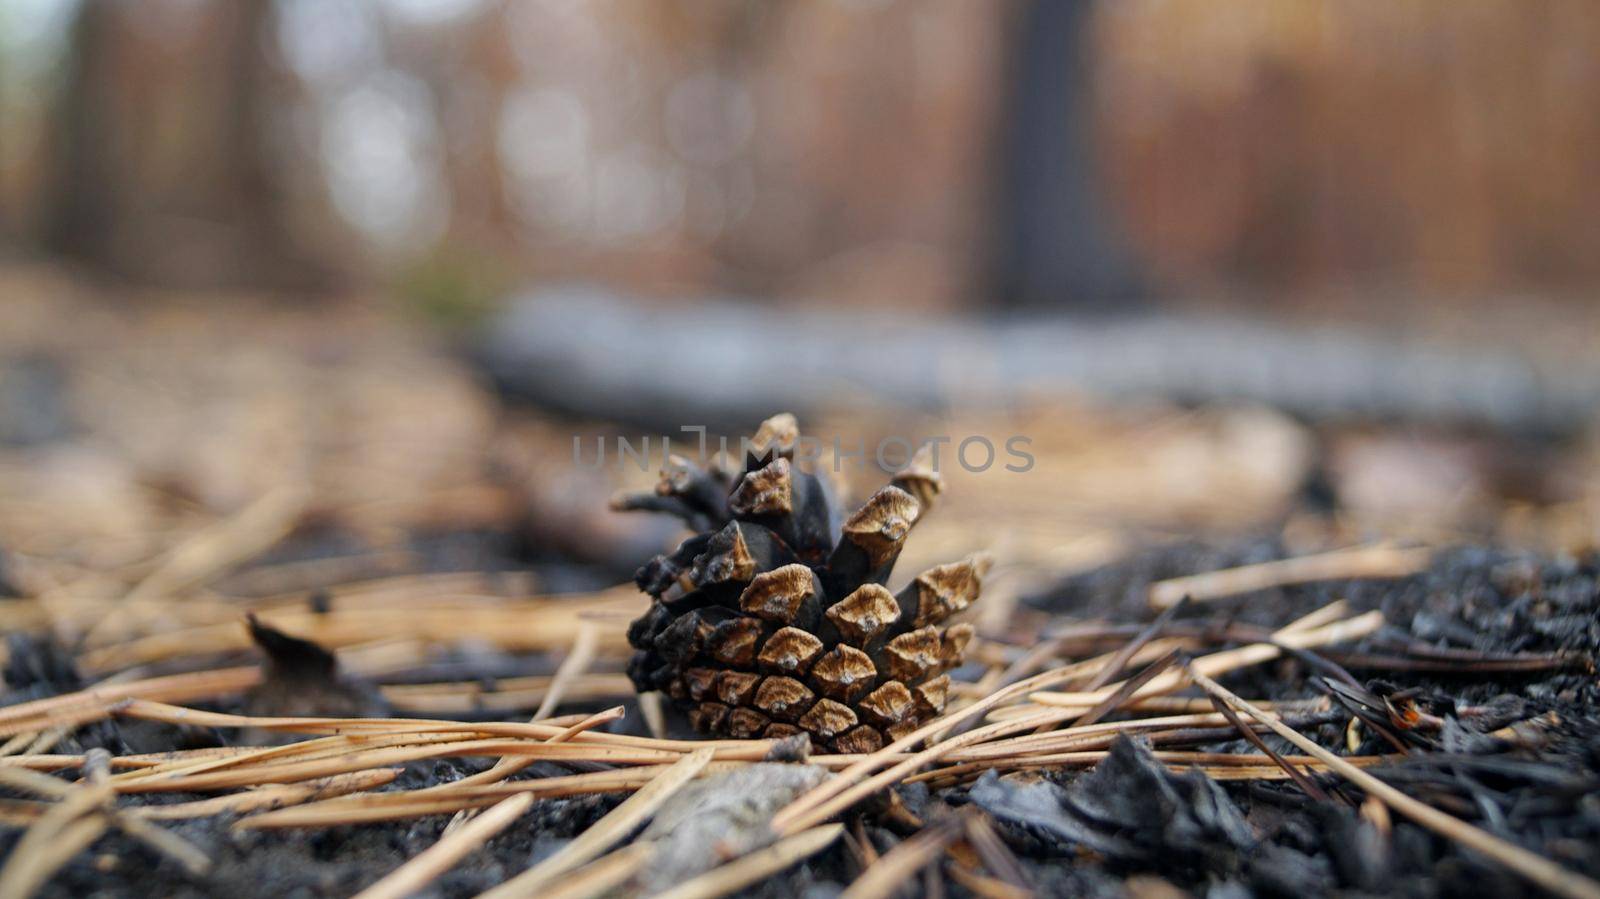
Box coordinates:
[0,766,73,799]
[86,749,211,876]
[1189,668,1600,899]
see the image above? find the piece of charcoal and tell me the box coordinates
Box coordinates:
[242,614,388,729]
[3,633,84,699]
[971,736,1253,878]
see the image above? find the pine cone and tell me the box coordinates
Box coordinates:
[617,414,987,753]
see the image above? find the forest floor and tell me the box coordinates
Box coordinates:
[1,265,1597,898]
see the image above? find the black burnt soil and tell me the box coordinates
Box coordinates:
[4,543,1596,898]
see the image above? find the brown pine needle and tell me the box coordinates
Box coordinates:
[769,651,1149,834]
[354,794,534,899]
[0,666,262,738]
[963,813,1033,893]
[110,811,213,876]
[381,673,632,715]
[241,795,498,829]
[651,824,845,899]
[533,621,599,721]
[437,705,622,835]
[0,766,73,799]
[79,589,643,673]
[1206,694,1330,802]
[121,486,306,605]
[1278,599,1352,632]
[774,604,1373,835]
[119,739,692,794]
[947,864,1033,899]
[135,768,402,820]
[1030,611,1384,709]
[0,753,117,899]
[111,731,478,786]
[1069,648,1181,728]
[538,844,655,899]
[906,751,1387,786]
[441,706,625,792]
[0,814,106,899]
[1148,544,1430,609]
[478,748,715,898]
[236,766,676,830]
[1190,668,1600,899]
[114,699,772,757]
[1083,597,1187,691]
[839,816,963,899]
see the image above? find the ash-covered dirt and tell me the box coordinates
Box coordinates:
[994,542,1600,898]
[3,543,1597,898]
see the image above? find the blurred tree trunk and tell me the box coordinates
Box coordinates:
[44,0,331,291]
[990,0,1144,310]
[43,0,112,265]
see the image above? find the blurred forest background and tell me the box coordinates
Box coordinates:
[3,0,1599,319]
[0,0,1597,587]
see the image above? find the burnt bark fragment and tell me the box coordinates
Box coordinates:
[241,614,385,723]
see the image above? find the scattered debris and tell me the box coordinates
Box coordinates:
[972,737,1253,875]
